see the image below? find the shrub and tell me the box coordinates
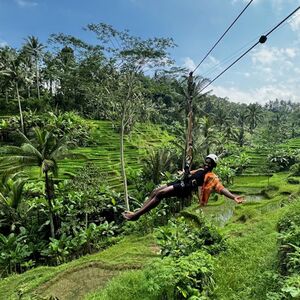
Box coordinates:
[0,227,33,276]
[287,177,300,185]
[155,216,225,258]
[281,275,300,299]
[268,149,298,171]
[289,163,300,177]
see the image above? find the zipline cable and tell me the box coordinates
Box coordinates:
[198,5,300,93]
[200,11,300,79]
[192,0,254,74]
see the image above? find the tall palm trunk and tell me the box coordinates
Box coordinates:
[120,114,129,211]
[35,59,40,100]
[185,72,194,169]
[45,170,55,238]
[5,89,8,103]
[15,82,24,133]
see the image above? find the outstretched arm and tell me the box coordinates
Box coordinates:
[220,188,244,204]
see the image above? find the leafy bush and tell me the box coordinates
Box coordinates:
[0,227,33,276]
[1,110,91,146]
[268,149,298,171]
[155,216,225,258]
[280,275,300,299]
[41,221,117,265]
[289,163,300,177]
[268,201,300,299]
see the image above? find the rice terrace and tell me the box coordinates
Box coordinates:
[0,1,300,299]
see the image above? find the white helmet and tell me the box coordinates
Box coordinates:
[206,154,218,164]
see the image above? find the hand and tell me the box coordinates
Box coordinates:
[177,170,184,176]
[234,196,244,204]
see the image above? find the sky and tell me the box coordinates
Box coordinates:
[0,0,300,104]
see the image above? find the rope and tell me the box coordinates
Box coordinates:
[192,0,254,74]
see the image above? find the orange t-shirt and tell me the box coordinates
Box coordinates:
[199,172,224,206]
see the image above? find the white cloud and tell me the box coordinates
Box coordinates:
[15,0,38,7]
[182,57,196,72]
[211,84,300,104]
[251,46,298,66]
[181,55,222,80]
[252,47,278,65]
[231,0,296,12]
[289,10,300,32]
[285,48,297,58]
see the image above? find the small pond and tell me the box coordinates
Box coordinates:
[201,193,269,227]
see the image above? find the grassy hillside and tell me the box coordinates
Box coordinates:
[27,120,174,191]
[1,170,299,299]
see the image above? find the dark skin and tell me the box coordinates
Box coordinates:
[123,158,244,221]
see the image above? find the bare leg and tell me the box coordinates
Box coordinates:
[123,185,174,221]
[140,185,168,208]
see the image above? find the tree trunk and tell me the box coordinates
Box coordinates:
[120,115,129,211]
[36,59,40,100]
[185,72,194,169]
[185,110,193,167]
[16,82,24,133]
[45,171,55,238]
[5,89,8,103]
[50,79,53,97]
[183,72,194,207]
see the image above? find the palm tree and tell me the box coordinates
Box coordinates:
[1,48,28,133]
[234,109,248,147]
[23,36,45,100]
[246,103,262,134]
[196,116,218,156]
[142,148,175,185]
[178,74,210,168]
[0,128,72,238]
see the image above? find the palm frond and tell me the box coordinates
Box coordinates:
[21,143,43,160]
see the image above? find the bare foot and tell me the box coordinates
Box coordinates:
[122,211,140,221]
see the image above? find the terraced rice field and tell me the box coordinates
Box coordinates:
[27,120,174,192]
[244,137,300,174]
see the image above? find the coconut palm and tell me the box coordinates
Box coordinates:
[234,109,248,147]
[1,48,28,133]
[177,75,210,168]
[23,36,45,100]
[196,116,218,156]
[246,103,262,134]
[0,128,74,238]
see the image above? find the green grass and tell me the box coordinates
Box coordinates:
[0,235,158,300]
[213,208,283,300]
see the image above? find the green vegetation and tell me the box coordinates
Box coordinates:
[1,22,300,300]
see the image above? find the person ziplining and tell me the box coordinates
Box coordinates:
[123,154,244,221]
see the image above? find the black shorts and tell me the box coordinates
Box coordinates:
[167,180,193,198]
